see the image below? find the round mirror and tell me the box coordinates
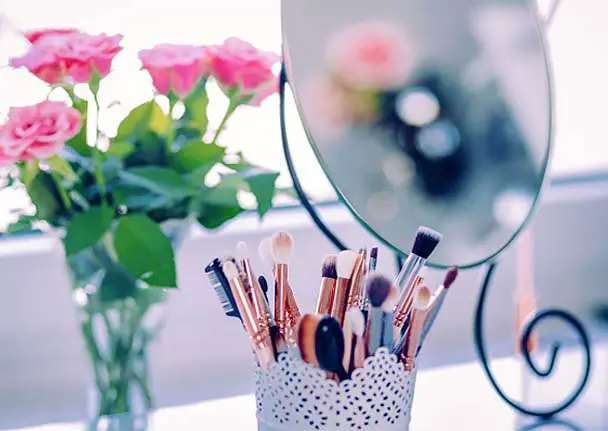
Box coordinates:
[282,0,552,268]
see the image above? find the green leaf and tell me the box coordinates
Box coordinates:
[26,172,61,220]
[112,184,172,211]
[182,79,209,135]
[101,157,123,182]
[47,155,77,181]
[89,69,102,96]
[118,166,198,199]
[116,100,171,140]
[99,266,138,302]
[124,131,167,167]
[198,204,245,230]
[66,98,90,157]
[222,167,280,217]
[64,206,114,255]
[244,170,280,217]
[172,141,225,184]
[4,215,39,235]
[196,182,245,229]
[19,159,39,187]
[106,141,135,158]
[113,214,177,288]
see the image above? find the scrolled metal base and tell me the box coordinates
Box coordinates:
[473,262,593,418]
[278,60,593,420]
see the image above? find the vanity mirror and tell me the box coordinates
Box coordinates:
[280,0,591,420]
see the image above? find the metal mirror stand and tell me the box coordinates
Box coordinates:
[278,61,592,420]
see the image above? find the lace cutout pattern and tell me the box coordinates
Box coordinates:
[254,348,416,430]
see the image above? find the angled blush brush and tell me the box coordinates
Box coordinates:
[418,267,458,352]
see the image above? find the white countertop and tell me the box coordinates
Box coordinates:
[10,345,607,431]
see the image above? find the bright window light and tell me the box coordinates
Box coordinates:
[0,0,605,229]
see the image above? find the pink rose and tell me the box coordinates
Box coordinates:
[23,28,78,44]
[139,44,209,98]
[10,31,123,84]
[209,38,280,106]
[326,21,413,91]
[0,100,81,166]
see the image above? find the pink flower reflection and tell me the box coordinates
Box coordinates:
[326,20,413,91]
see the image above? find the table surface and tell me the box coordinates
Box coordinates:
[7,345,607,431]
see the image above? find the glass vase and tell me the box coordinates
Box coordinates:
[68,242,166,431]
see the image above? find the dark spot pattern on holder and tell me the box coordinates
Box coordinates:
[254,348,416,429]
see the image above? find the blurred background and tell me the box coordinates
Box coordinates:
[0,0,607,428]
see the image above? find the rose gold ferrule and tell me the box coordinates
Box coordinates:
[393,275,423,331]
[316,278,336,315]
[242,258,269,326]
[274,263,289,340]
[346,252,366,310]
[228,276,274,370]
[284,283,300,346]
[401,308,428,371]
[330,278,349,325]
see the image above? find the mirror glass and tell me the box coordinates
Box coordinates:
[282,0,552,268]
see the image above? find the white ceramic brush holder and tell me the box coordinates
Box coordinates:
[254,348,417,431]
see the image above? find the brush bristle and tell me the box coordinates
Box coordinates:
[322,255,338,279]
[411,226,443,259]
[346,308,365,336]
[366,273,392,307]
[271,231,293,265]
[258,237,273,266]
[413,285,432,310]
[336,250,358,279]
[444,267,458,289]
[236,241,249,261]
[370,247,378,260]
[222,260,239,280]
[381,286,399,312]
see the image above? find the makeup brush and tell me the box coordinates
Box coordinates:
[315,316,349,382]
[369,247,378,272]
[395,285,432,371]
[359,248,377,318]
[258,275,270,310]
[381,286,399,351]
[331,250,358,325]
[316,255,337,315]
[237,241,269,328]
[365,273,393,355]
[271,231,300,345]
[205,258,240,319]
[259,275,287,357]
[394,226,442,294]
[393,275,424,337]
[258,237,274,271]
[223,260,274,370]
[342,307,354,373]
[296,314,320,366]
[418,267,458,352]
[345,307,366,372]
[346,248,367,310]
